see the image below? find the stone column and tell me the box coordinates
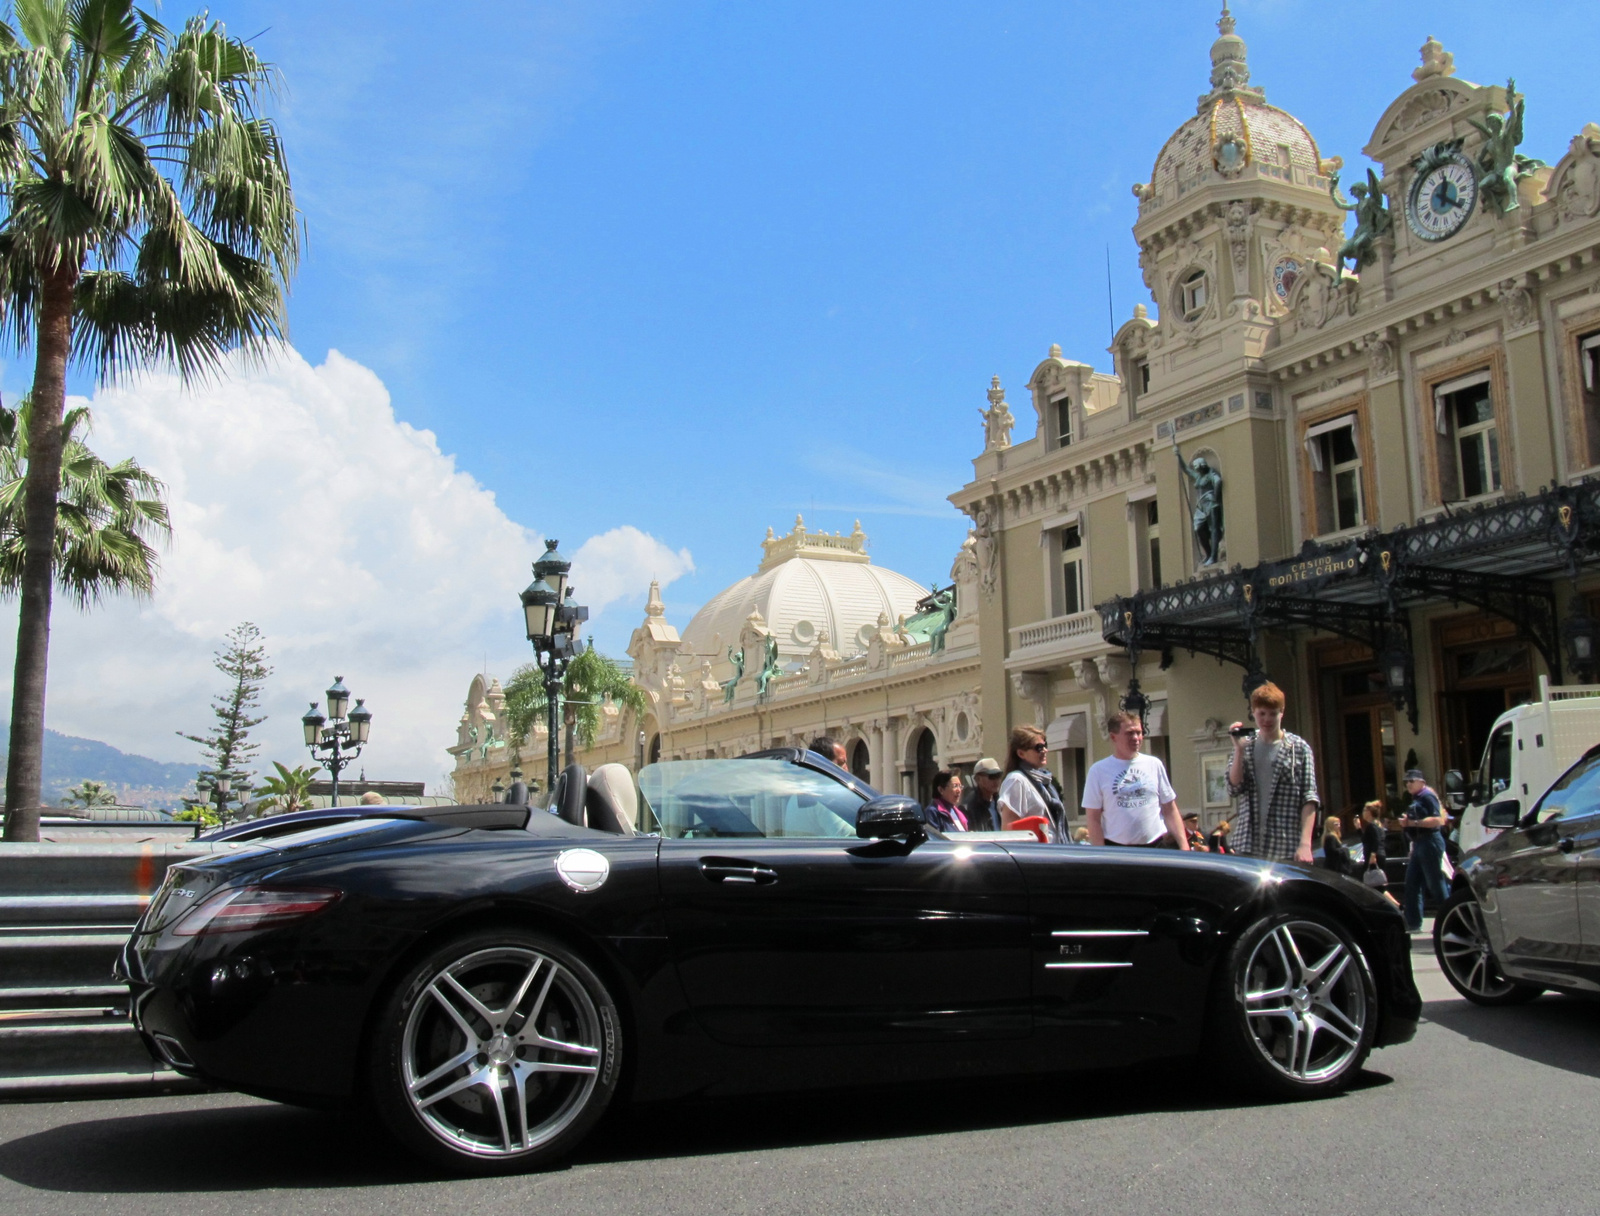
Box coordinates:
[870,720,886,790]
[884,716,902,797]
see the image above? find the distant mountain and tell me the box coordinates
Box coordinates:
[0,723,198,807]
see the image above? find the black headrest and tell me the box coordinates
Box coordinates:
[555,764,588,826]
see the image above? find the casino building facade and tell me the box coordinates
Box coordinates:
[954,13,1600,827]
[450,518,986,806]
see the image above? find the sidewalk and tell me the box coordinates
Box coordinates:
[1407,927,1456,1002]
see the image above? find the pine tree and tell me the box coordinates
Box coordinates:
[179,623,272,813]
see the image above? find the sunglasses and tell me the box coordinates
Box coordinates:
[1022,743,1048,753]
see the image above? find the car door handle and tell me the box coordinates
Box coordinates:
[699,858,778,886]
[1559,837,1576,854]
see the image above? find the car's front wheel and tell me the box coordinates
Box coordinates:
[368,929,622,1174]
[1433,890,1542,1006]
[1207,911,1376,1099]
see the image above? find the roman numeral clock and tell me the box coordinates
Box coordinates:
[1406,141,1479,241]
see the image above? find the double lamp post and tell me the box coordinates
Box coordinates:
[301,677,373,807]
[520,540,589,794]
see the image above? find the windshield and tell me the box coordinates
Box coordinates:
[1480,724,1513,797]
[638,759,865,839]
[1530,748,1600,823]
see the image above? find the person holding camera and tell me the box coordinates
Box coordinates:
[1226,681,1320,864]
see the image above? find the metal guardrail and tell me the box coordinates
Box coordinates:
[0,842,217,1096]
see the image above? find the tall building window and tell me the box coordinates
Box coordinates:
[1579,330,1600,467]
[1146,499,1162,587]
[1061,524,1083,615]
[1054,395,1072,447]
[1433,374,1499,502]
[1304,414,1364,534]
[1128,358,1150,411]
[1179,270,1208,321]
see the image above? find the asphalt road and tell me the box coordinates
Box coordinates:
[0,946,1594,1216]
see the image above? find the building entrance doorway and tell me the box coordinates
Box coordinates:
[1434,615,1533,781]
[913,729,938,808]
[1313,641,1398,826]
[850,738,871,783]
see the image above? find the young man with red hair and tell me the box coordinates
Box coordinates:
[1226,681,1320,864]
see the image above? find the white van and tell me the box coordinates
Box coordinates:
[1449,676,1600,853]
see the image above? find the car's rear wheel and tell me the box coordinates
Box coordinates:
[368,929,621,1174]
[1207,911,1375,1099]
[1433,890,1542,1006]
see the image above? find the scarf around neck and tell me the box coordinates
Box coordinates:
[1020,763,1067,831]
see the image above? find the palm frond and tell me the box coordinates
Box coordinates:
[0,391,171,606]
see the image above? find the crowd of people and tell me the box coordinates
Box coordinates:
[812,675,1456,935]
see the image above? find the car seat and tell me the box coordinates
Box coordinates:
[586,764,638,835]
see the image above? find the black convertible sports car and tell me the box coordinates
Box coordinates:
[119,749,1419,1173]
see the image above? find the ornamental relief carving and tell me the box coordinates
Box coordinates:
[1363,331,1397,379]
[1495,279,1537,331]
[1381,87,1458,145]
[1546,125,1600,223]
[1284,258,1356,332]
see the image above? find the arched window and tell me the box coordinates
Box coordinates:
[850,738,871,782]
[647,734,661,764]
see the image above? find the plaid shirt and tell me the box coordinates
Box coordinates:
[1228,730,1320,862]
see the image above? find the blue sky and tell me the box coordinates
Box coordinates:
[239,0,1594,629]
[6,0,1597,777]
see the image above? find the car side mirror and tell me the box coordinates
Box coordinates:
[856,795,927,841]
[1443,769,1465,794]
[1483,798,1520,829]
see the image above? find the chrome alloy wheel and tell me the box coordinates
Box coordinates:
[401,946,602,1157]
[1436,898,1518,1001]
[1241,920,1369,1083]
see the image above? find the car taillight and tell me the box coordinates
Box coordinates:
[171,886,342,936]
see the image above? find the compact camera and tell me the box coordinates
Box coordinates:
[1229,724,1256,739]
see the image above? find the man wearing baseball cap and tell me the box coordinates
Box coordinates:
[962,757,1003,832]
[1400,768,1451,932]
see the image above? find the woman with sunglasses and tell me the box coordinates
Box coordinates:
[998,725,1066,842]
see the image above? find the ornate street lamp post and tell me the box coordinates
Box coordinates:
[302,677,373,807]
[1563,601,1597,683]
[520,540,588,798]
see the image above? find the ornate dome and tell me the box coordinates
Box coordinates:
[1140,7,1332,212]
[679,517,930,664]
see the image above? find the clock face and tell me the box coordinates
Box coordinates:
[1407,152,1478,241]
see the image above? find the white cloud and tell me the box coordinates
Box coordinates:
[571,527,694,618]
[0,345,690,788]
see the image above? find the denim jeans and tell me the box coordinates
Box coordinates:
[1402,831,1449,931]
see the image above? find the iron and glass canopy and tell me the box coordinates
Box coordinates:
[1098,479,1600,728]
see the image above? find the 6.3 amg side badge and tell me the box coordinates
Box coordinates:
[555,848,610,892]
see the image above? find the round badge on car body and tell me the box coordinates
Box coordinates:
[555,848,610,893]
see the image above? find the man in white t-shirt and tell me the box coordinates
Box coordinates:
[1083,710,1188,849]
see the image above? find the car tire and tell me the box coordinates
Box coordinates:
[367,928,622,1174]
[1206,909,1376,1100]
[1433,890,1543,1007]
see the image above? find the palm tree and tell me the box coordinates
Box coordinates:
[61,778,116,807]
[0,2,299,841]
[504,644,647,770]
[0,394,170,602]
[253,760,316,816]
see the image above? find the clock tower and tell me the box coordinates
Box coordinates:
[1127,6,1346,383]
[1363,37,1551,283]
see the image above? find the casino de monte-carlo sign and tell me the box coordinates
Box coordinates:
[1262,544,1364,592]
